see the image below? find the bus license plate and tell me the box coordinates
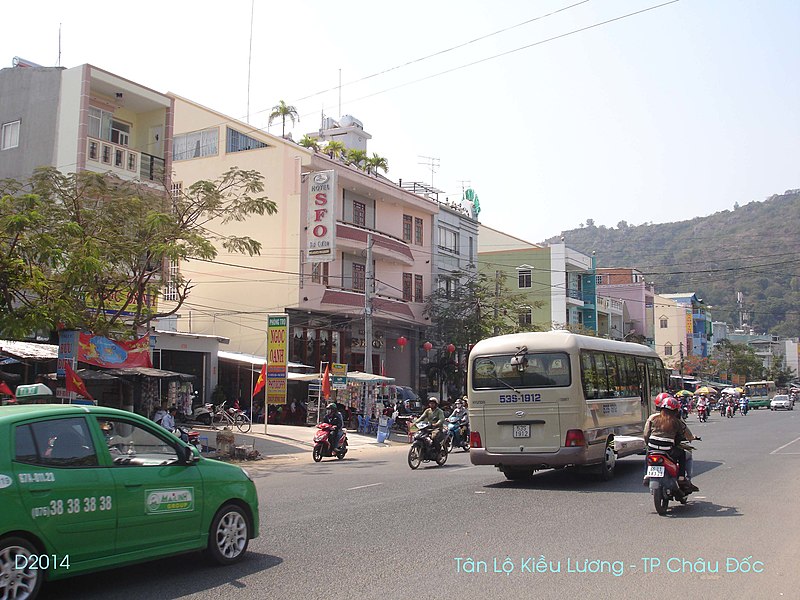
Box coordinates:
[513,424,530,438]
[646,465,665,478]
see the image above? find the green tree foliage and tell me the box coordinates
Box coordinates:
[268,100,299,137]
[0,167,275,338]
[324,141,346,159]
[298,135,320,151]
[345,149,368,170]
[365,153,389,175]
[547,190,800,336]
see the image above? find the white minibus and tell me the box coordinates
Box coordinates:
[468,331,668,481]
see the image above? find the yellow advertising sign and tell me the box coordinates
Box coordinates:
[266,314,288,406]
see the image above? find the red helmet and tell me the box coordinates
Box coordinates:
[661,396,681,412]
[654,392,672,408]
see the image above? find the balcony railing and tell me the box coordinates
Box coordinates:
[86,137,164,185]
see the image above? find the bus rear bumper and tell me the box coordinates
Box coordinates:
[470,446,593,469]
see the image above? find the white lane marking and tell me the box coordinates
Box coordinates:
[770,436,800,455]
[448,466,477,473]
[347,482,383,491]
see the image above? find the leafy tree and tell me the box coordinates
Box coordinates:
[298,135,320,151]
[365,153,389,175]
[765,360,796,388]
[324,141,346,160]
[345,149,368,170]
[0,167,275,338]
[268,100,299,137]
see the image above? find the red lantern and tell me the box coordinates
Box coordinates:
[447,343,456,355]
[397,336,407,352]
[423,341,433,352]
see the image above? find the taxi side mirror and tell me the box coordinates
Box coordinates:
[182,445,199,464]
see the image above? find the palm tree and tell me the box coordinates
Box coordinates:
[324,141,346,160]
[365,153,389,175]
[346,149,368,170]
[298,135,320,152]
[268,100,299,137]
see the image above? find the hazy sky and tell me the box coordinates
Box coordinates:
[3,0,798,243]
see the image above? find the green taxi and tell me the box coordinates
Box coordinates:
[0,404,260,599]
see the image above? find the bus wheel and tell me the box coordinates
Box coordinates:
[597,439,616,481]
[503,468,533,481]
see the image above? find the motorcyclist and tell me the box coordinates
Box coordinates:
[448,399,470,448]
[696,394,708,420]
[644,395,700,492]
[322,402,344,451]
[415,397,445,450]
[739,395,749,415]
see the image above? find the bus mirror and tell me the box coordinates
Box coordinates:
[510,356,528,372]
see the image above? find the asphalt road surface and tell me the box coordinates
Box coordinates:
[43,407,800,599]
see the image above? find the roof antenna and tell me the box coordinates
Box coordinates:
[57,22,62,67]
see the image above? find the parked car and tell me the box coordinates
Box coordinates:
[0,404,260,600]
[770,394,793,411]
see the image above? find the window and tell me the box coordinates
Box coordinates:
[352,263,365,292]
[469,237,473,264]
[353,200,366,227]
[311,262,329,285]
[163,259,180,302]
[1,120,20,150]
[171,182,183,200]
[226,127,267,153]
[414,274,423,302]
[472,352,571,390]
[595,275,603,286]
[403,273,413,301]
[87,108,130,146]
[518,268,532,288]
[97,418,181,466]
[414,217,423,246]
[518,306,532,326]
[15,418,98,467]
[402,215,412,242]
[438,276,453,298]
[438,227,458,253]
[111,120,130,146]
[664,343,673,356]
[173,127,219,161]
[660,317,668,329]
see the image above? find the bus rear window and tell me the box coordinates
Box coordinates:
[472,353,571,389]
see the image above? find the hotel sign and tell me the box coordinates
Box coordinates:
[306,170,336,263]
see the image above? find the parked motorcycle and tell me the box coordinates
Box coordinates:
[312,422,348,461]
[444,415,470,453]
[645,441,699,515]
[183,402,214,426]
[172,426,202,450]
[408,422,448,469]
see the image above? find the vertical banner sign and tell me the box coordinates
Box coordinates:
[57,330,78,401]
[331,363,348,390]
[266,314,289,406]
[306,170,336,263]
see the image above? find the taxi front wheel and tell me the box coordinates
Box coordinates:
[207,504,251,565]
[0,536,44,600]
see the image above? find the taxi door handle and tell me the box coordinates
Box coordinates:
[30,488,53,495]
[123,483,142,489]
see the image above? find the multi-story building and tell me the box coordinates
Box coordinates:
[660,293,712,357]
[167,102,440,394]
[477,227,599,332]
[0,63,171,190]
[596,268,656,346]
[653,294,692,367]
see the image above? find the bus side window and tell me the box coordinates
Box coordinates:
[581,352,598,399]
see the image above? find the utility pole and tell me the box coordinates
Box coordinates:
[493,270,500,335]
[364,234,374,375]
[679,342,685,382]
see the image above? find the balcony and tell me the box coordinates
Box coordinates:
[319,287,415,320]
[336,222,414,265]
[566,288,584,306]
[86,137,165,188]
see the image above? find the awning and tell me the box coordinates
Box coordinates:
[104,367,195,381]
[0,340,58,361]
[217,350,314,371]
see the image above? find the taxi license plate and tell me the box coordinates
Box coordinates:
[512,424,530,438]
[646,465,665,478]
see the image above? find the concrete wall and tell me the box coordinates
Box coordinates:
[0,67,62,179]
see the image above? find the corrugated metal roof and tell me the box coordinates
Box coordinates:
[217,350,313,370]
[0,340,58,361]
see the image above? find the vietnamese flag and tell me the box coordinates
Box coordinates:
[321,363,331,400]
[252,363,266,398]
[0,381,15,401]
[64,362,94,401]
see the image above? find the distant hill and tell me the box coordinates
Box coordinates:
[545,190,800,337]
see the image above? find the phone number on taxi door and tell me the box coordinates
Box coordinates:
[499,394,541,403]
[31,496,113,519]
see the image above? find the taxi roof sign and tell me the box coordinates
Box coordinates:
[15,383,54,398]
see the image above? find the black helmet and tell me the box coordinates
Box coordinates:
[326,402,337,411]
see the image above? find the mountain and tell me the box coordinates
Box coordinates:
[544,189,800,337]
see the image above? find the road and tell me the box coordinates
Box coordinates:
[43,408,800,599]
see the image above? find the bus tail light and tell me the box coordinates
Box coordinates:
[564,429,586,447]
[470,431,482,448]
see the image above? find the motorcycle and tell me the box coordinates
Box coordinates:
[173,426,201,450]
[739,400,749,416]
[697,405,708,423]
[312,422,348,461]
[645,440,699,515]
[444,415,470,453]
[408,422,448,469]
[726,402,735,418]
[183,402,214,426]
